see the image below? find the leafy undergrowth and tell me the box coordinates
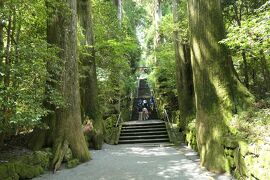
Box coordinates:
[227,99,270,179]
[229,99,270,143]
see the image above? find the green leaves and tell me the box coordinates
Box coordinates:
[221,1,270,58]
[0,0,63,133]
[87,0,141,117]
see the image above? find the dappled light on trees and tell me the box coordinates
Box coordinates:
[0,0,269,179]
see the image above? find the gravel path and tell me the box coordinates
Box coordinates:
[34,144,232,180]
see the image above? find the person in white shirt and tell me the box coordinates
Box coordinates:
[142,107,149,120]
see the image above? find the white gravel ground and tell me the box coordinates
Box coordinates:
[34,143,233,180]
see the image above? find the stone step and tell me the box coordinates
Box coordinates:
[131,114,159,120]
[122,125,165,130]
[118,138,170,144]
[120,130,168,136]
[121,127,166,133]
[122,121,164,126]
[119,134,168,140]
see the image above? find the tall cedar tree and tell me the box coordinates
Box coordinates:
[47,0,90,171]
[172,0,194,133]
[188,0,253,172]
[78,0,104,150]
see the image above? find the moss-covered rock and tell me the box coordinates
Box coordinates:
[31,151,51,168]
[66,159,80,169]
[0,163,19,180]
[14,163,43,179]
[0,150,51,179]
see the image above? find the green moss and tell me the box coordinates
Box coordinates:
[0,162,44,180]
[227,156,235,168]
[32,151,51,168]
[224,159,231,173]
[104,126,120,145]
[238,141,248,156]
[93,130,104,150]
[14,163,43,179]
[234,148,248,178]
[185,120,198,151]
[88,120,104,150]
[16,151,50,169]
[0,163,19,180]
[64,148,73,162]
[222,137,238,149]
[0,150,51,179]
[244,155,254,166]
[66,159,80,169]
[224,149,235,156]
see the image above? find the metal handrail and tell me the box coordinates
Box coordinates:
[115,112,122,127]
[163,108,178,143]
[163,109,171,124]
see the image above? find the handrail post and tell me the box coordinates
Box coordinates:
[115,112,122,127]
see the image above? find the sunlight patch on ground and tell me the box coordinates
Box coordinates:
[34,144,233,180]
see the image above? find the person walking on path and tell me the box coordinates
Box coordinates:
[142,107,149,120]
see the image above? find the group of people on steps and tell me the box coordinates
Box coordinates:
[137,96,155,121]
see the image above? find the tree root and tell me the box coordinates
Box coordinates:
[52,140,69,173]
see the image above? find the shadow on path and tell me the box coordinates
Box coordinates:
[34,144,233,180]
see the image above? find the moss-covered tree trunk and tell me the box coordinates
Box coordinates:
[0,1,3,83]
[172,0,194,133]
[46,0,90,171]
[78,0,104,150]
[0,1,4,147]
[188,0,253,172]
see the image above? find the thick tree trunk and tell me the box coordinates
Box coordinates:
[172,0,194,134]
[0,1,4,83]
[45,0,90,171]
[0,2,4,147]
[78,0,104,150]
[188,0,253,172]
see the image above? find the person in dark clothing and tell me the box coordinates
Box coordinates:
[137,99,143,112]
[149,96,155,110]
[143,99,148,108]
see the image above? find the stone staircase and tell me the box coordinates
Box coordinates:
[118,120,169,144]
[118,78,170,144]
